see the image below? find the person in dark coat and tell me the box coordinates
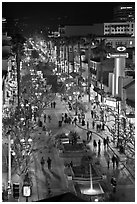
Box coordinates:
[106,136,109,149]
[91,110,94,118]
[111,176,117,193]
[53,101,56,108]
[112,155,116,169]
[78,114,81,123]
[51,102,53,108]
[87,131,90,141]
[48,115,51,123]
[98,139,101,156]
[61,113,64,122]
[102,123,105,131]
[47,157,52,170]
[93,140,97,151]
[99,123,101,132]
[70,161,73,168]
[68,117,71,124]
[116,156,120,169]
[39,120,43,127]
[44,114,46,123]
[73,117,77,126]
[103,138,107,150]
[58,120,62,127]
[87,121,89,129]
[82,119,85,126]
[41,157,45,166]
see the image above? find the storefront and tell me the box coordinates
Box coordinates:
[104,97,117,109]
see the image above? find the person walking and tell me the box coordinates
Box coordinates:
[91,110,94,118]
[111,176,117,193]
[82,119,85,126]
[41,157,45,166]
[106,136,109,149]
[103,138,107,151]
[87,121,89,129]
[73,117,77,126]
[44,114,46,123]
[47,157,52,170]
[58,120,62,127]
[93,139,97,151]
[116,156,120,169]
[112,155,116,169]
[98,139,101,156]
[48,115,51,123]
[39,120,43,127]
[78,114,81,124]
[99,123,101,132]
[102,122,105,131]
[61,113,64,122]
[87,131,90,141]
[51,102,53,108]
[68,117,71,124]
[53,101,56,108]
[70,161,73,168]
[89,131,92,141]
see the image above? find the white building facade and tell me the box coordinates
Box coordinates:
[104,22,135,36]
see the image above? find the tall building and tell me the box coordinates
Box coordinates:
[113,5,135,22]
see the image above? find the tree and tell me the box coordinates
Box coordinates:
[11,33,26,109]
[31,50,39,59]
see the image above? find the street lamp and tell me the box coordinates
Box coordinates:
[73,91,80,115]
[116,97,121,148]
[22,183,32,202]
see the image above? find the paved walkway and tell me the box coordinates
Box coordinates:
[2,93,135,202]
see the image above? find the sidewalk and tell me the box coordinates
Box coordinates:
[2,93,135,201]
[2,96,69,202]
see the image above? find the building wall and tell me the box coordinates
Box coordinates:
[104,22,135,36]
[59,24,104,37]
[103,36,135,48]
[113,5,135,22]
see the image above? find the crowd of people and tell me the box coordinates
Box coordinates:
[32,93,124,198]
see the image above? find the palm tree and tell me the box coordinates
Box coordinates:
[12,33,26,109]
[84,34,97,102]
[90,38,115,102]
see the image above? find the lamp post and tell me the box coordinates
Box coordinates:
[8,132,12,197]
[116,97,121,148]
[73,91,80,116]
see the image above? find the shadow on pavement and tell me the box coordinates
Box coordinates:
[49,169,62,181]
[41,165,51,181]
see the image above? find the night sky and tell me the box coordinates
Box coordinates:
[2,1,135,36]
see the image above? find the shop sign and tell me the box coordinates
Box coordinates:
[116,46,126,52]
[107,53,128,58]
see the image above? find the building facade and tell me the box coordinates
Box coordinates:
[113,5,135,22]
[104,22,135,36]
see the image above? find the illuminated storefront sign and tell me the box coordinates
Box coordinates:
[22,185,31,197]
[107,53,128,58]
[116,46,126,52]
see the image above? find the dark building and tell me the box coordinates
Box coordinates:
[113,5,135,22]
[59,24,104,37]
